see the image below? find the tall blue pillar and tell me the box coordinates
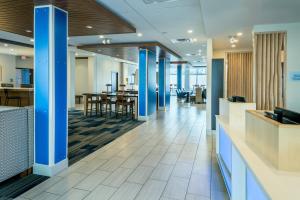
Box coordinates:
[177,64,182,90]
[34,5,68,176]
[138,49,156,120]
[158,57,170,110]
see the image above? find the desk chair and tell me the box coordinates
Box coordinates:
[4,89,21,107]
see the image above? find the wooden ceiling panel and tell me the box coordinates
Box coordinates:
[0,0,135,37]
[79,45,139,63]
[78,42,181,63]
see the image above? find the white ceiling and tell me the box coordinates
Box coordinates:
[0,42,33,56]
[200,0,300,50]
[1,0,300,63]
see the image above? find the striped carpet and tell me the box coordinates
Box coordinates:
[0,110,143,199]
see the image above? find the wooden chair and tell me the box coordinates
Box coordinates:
[115,95,134,119]
[4,89,21,107]
[85,94,98,116]
[99,94,112,118]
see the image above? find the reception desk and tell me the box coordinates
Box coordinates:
[216,104,300,200]
[0,87,34,107]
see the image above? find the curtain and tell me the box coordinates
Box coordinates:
[227,52,253,102]
[254,32,286,110]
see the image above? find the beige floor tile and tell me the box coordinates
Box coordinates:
[56,188,89,200]
[135,179,167,200]
[98,157,126,172]
[74,158,108,174]
[121,155,145,169]
[127,166,154,184]
[160,153,179,165]
[163,177,189,200]
[75,170,110,191]
[21,176,62,199]
[110,182,142,200]
[187,174,210,197]
[46,173,86,195]
[84,185,116,200]
[102,167,133,187]
[151,164,174,181]
[185,194,210,200]
[142,153,163,167]
[31,192,59,200]
[171,162,193,178]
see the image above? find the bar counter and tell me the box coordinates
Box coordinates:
[0,87,34,107]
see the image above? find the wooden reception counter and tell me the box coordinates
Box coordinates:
[0,87,34,107]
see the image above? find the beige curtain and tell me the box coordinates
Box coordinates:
[254,32,286,110]
[227,52,253,102]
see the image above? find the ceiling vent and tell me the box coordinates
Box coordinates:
[171,38,194,44]
[143,0,177,4]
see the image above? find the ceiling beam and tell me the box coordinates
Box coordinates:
[78,41,181,59]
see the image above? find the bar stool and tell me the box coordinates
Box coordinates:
[85,94,98,116]
[99,94,112,118]
[4,89,21,107]
[116,95,134,119]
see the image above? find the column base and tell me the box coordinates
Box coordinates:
[138,115,149,121]
[33,158,68,177]
[158,106,169,111]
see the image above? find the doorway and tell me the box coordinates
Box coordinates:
[111,72,118,92]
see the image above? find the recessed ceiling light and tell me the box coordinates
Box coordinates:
[10,48,14,51]
[231,44,236,48]
[4,43,8,47]
[25,30,32,33]
[137,33,143,37]
[86,25,93,29]
[237,32,243,36]
[99,35,104,39]
[30,39,34,42]
[187,30,193,34]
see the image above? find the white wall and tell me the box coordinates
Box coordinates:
[96,54,122,92]
[0,54,16,84]
[16,56,33,69]
[253,22,300,112]
[75,58,88,95]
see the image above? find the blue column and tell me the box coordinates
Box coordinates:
[138,49,156,120]
[177,64,182,90]
[158,57,170,109]
[34,5,68,176]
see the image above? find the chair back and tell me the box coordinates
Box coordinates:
[100,94,109,103]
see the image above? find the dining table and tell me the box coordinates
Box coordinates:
[82,92,139,119]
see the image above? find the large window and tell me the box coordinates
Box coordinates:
[189,67,207,90]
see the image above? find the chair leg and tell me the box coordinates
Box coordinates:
[105,104,108,119]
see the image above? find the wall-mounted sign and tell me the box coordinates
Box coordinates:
[289,71,300,81]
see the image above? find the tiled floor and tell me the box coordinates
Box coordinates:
[16,100,229,200]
